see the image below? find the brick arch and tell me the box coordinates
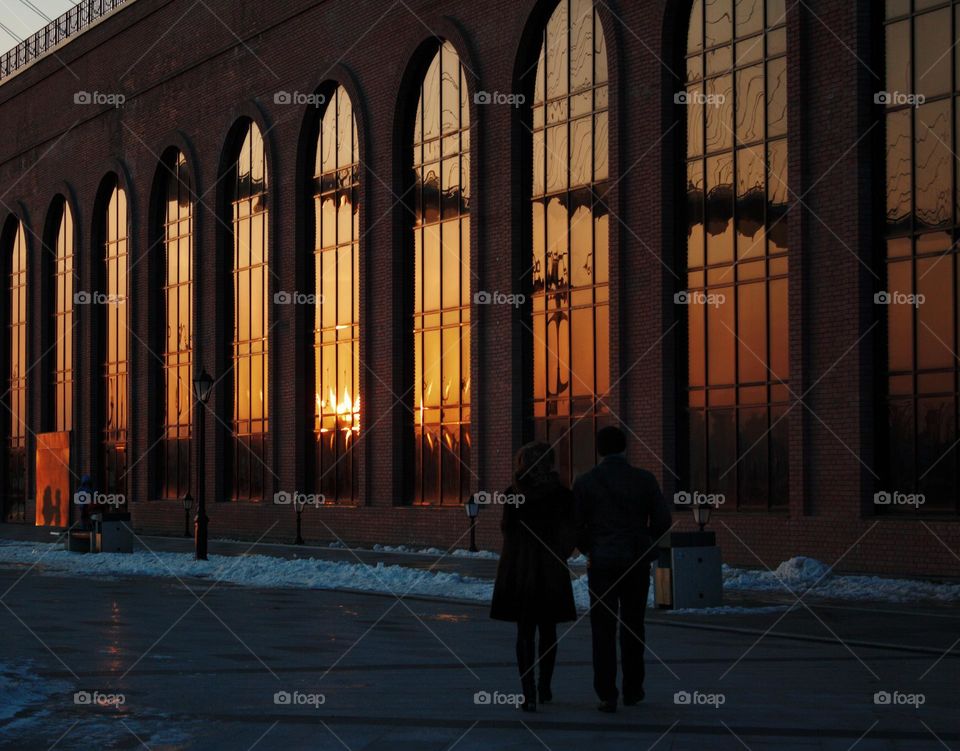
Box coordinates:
[214,103,277,207]
[90,165,136,264]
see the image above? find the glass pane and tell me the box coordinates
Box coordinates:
[914,9,952,99]
[705,0,733,47]
[413,47,470,505]
[914,100,952,229]
[885,108,912,231]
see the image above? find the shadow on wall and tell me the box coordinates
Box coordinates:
[35,432,70,527]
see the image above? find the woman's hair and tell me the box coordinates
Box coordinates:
[513,441,556,490]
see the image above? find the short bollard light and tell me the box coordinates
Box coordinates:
[294,494,307,545]
[192,369,214,561]
[464,494,480,553]
[182,493,194,538]
[692,500,713,533]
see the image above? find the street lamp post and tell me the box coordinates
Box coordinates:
[193,369,214,561]
[464,495,480,553]
[182,493,193,538]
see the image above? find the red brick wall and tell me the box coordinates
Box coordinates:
[0,0,957,578]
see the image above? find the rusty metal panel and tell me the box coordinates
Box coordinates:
[35,432,70,528]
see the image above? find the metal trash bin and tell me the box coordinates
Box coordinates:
[92,512,133,554]
[654,532,722,609]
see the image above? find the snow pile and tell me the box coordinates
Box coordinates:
[773,556,832,584]
[721,556,960,604]
[371,543,500,560]
[0,541,494,603]
[1,543,957,609]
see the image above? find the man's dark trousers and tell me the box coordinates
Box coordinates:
[587,561,651,702]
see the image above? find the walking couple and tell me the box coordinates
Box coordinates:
[489,426,672,713]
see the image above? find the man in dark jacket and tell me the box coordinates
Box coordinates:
[573,426,672,713]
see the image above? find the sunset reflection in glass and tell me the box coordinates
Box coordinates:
[314,85,360,504]
[231,122,270,501]
[102,182,128,497]
[51,200,74,434]
[530,0,610,485]
[883,0,960,511]
[161,152,193,501]
[685,0,790,509]
[411,42,472,506]
[5,220,26,521]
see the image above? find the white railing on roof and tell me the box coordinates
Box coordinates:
[0,0,131,82]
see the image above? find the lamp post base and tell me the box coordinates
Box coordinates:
[468,520,478,553]
[194,511,209,561]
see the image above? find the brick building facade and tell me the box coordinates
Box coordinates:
[0,0,957,577]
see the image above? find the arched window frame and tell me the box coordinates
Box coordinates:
[409,40,473,507]
[2,217,28,522]
[227,120,270,502]
[527,0,611,485]
[311,84,361,505]
[44,197,75,435]
[157,150,194,502]
[96,176,130,499]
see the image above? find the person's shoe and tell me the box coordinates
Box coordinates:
[623,691,645,706]
[520,699,537,712]
[597,698,617,713]
[538,686,553,704]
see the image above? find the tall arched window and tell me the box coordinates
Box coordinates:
[683,0,789,508]
[411,41,471,506]
[101,182,128,497]
[161,152,193,501]
[530,0,610,483]
[3,220,27,522]
[313,86,360,503]
[230,122,269,501]
[48,200,74,434]
[883,0,959,512]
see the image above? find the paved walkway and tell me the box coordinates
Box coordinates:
[1,524,959,750]
[2,524,957,656]
[0,553,957,750]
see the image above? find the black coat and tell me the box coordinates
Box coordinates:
[573,455,672,569]
[489,478,578,624]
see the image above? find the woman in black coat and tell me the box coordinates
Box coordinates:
[490,442,577,712]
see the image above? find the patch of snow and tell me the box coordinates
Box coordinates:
[773,556,832,584]
[371,543,501,560]
[0,661,71,724]
[665,605,789,616]
[721,556,960,604]
[0,541,494,603]
[2,544,956,614]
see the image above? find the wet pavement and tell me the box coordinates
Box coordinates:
[0,528,957,749]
